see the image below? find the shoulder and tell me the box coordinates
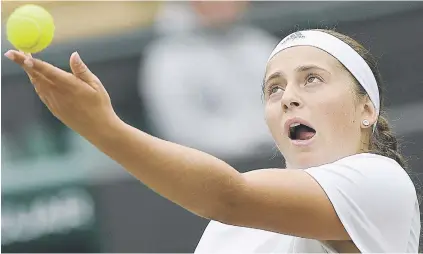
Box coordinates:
[305,153,420,252]
[305,153,417,215]
[306,153,416,196]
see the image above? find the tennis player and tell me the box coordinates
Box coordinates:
[5,29,420,253]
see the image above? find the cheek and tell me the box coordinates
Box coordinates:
[317,92,359,137]
[264,104,282,138]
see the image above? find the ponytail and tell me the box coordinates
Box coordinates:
[370,114,407,169]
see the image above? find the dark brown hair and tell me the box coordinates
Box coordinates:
[314,29,407,168]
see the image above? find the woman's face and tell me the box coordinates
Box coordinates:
[264,46,373,169]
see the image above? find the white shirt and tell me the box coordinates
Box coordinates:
[195,153,420,253]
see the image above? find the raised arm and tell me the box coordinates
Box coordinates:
[92,121,348,240]
[5,50,349,241]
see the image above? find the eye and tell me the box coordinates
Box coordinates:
[305,74,323,85]
[267,85,284,95]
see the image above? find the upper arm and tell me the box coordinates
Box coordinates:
[222,168,349,241]
[219,157,418,252]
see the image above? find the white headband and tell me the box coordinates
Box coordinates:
[268,30,380,130]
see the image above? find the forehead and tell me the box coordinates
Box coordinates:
[265,46,344,79]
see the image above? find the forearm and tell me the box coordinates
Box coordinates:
[85,119,244,219]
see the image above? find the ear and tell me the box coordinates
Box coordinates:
[360,96,378,129]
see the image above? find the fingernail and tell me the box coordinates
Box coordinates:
[74,51,82,64]
[24,58,34,68]
[4,51,14,60]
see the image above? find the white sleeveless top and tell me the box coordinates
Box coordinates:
[194,153,420,253]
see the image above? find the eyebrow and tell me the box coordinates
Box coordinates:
[295,64,329,74]
[264,64,330,85]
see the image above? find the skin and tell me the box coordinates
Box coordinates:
[4,45,377,252]
[264,46,377,169]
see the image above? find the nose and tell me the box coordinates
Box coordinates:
[281,85,302,112]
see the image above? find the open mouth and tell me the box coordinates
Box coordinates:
[289,123,316,141]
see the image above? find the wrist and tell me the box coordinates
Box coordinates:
[84,112,126,143]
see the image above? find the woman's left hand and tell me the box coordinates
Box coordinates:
[4,50,120,138]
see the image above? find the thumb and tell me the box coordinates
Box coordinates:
[70,52,97,84]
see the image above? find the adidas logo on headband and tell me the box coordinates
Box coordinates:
[280,32,306,45]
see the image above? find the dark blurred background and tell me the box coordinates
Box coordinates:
[2,1,423,252]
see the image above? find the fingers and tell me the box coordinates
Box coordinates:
[4,50,54,93]
[70,52,94,81]
[69,51,106,92]
[4,49,103,97]
[5,50,39,77]
[27,57,76,86]
[5,50,79,87]
[5,50,33,67]
[21,51,32,59]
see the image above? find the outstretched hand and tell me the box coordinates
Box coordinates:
[4,50,120,137]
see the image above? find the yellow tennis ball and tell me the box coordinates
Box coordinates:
[6,4,55,53]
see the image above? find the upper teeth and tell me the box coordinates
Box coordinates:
[290,123,301,128]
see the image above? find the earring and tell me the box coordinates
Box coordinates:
[362,119,370,127]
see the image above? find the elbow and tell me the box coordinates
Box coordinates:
[204,176,247,226]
